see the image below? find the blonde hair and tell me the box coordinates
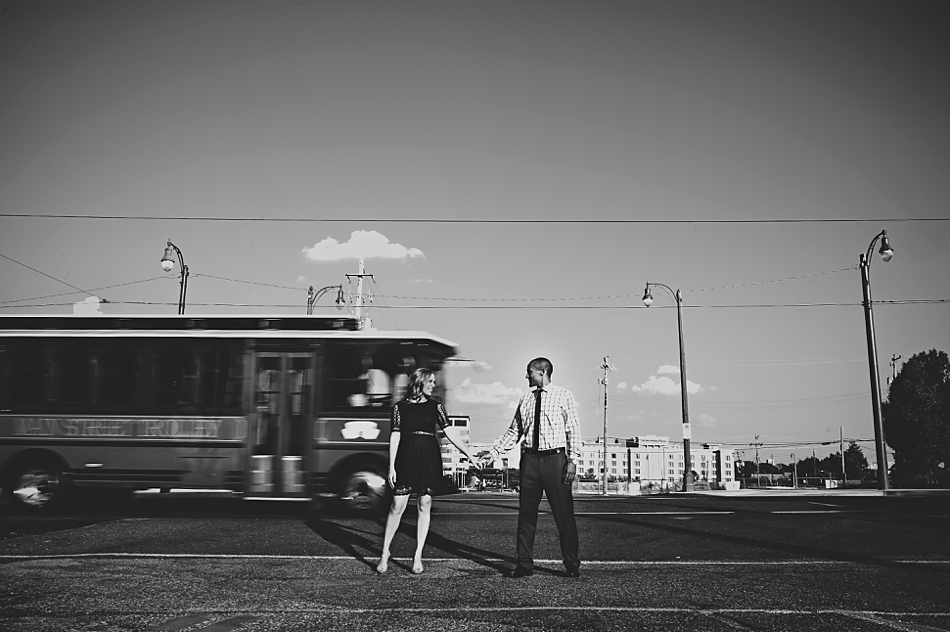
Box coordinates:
[408,368,435,398]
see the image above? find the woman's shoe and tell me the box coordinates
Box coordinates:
[411,558,424,574]
[376,553,390,574]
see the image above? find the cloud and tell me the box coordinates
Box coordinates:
[73,297,102,315]
[445,359,492,371]
[409,279,433,284]
[630,375,681,396]
[694,413,716,427]
[658,365,680,375]
[453,378,523,404]
[630,374,711,396]
[302,230,424,262]
[616,381,627,390]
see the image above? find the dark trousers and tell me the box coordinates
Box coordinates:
[516,450,579,570]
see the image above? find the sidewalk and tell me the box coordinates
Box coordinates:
[692,488,950,498]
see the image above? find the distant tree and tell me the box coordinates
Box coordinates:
[844,442,869,480]
[882,349,950,488]
[820,453,841,477]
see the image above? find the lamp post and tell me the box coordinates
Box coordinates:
[643,282,693,492]
[160,240,188,315]
[860,229,894,491]
[307,285,345,315]
[790,453,798,489]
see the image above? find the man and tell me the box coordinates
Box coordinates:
[480,357,581,577]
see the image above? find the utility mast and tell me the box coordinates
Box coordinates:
[887,354,902,387]
[599,356,615,496]
[345,257,374,330]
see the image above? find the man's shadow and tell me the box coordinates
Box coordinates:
[304,516,514,575]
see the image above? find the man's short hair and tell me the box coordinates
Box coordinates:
[528,357,553,377]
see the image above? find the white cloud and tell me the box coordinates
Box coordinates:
[73,297,102,315]
[658,365,680,375]
[616,381,627,390]
[694,413,716,427]
[631,375,681,396]
[453,378,523,404]
[445,359,492,371]
[410,279,433,284]
[302,230,424,262]
[630,374,711,396]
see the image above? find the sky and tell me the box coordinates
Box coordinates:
[1,0,948,464]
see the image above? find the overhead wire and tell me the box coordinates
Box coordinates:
[3,213,949,224]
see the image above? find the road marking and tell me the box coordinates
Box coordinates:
[772,510,857,514]
[2,553,948,565]
[433,510,737,516]
[834,610,950,632]
[129,606,950,618]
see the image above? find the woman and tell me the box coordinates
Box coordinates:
[377,368,474,574]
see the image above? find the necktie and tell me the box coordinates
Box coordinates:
[533,388,543,450]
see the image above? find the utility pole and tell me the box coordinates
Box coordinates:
[791,453,798,489]
[840,426,846,485]
[599,356,614,496]
[751,435,763,488]
[887,353,902,388]
[345,257,374,330]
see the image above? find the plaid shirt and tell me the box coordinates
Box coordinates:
[489,384,581,462]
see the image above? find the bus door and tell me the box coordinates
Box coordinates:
[247,353,312,498]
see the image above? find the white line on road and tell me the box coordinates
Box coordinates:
[111,606,950,618]
[1,554,947,564]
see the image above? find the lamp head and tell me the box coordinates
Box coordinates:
[879,232,894,262]
[642,285,654,307]
[160,244,176,272]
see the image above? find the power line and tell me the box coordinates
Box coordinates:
[2,299,947,311]
[0,251,101,301]
[0,275,175,306]
[2,213,949,224]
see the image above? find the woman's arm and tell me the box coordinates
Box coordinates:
[442,425,475,464]
[387,431,401,488]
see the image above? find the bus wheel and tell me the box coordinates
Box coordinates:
[338,465,389,516]
[5,457,68,511]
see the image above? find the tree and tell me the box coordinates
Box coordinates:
[844,442,869,481]
[882,349,950,488]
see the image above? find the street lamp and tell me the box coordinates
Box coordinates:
[307,285,345,315]
[790,453,798,489]
[160,239,188,315]
[860,229,894,491]
[643,282,693,492]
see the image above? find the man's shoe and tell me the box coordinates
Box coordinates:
[564,567,580,577]
[509,567,534,578]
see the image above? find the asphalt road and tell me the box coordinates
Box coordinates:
[1,490,949,631]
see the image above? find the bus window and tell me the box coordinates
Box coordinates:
[365,368,391,407]
[97,347,138,408]
[54,345,94,405]
[154,347,199,410]
[9,347,49,408]
[198,345,244,412]
[326,346,372,409]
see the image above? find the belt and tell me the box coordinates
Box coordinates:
[410,431,435,436]
[523,447,564,457]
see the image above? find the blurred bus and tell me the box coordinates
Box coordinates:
[0,314,457,515]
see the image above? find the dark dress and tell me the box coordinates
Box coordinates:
[391,397,450,496]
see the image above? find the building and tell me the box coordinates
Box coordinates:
[576,435,736,490]
[440,415,473,487]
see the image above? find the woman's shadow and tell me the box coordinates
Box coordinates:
[304,516,513,575]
